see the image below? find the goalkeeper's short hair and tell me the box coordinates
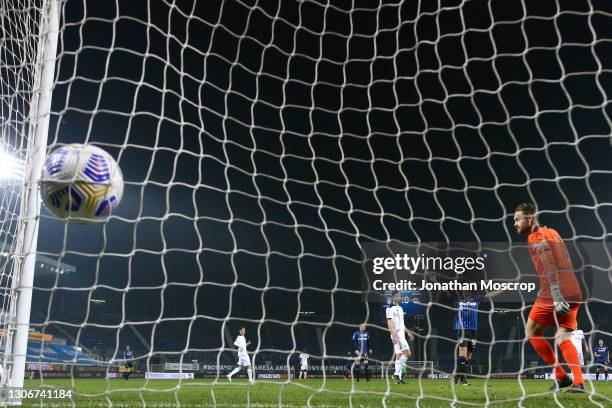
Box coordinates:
[514,202,536,216]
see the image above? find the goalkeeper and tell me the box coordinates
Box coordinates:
[514,203,584,393]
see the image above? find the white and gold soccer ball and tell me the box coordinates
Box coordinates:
[41,144,124,223]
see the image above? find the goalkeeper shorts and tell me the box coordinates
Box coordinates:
[528,300,579,330]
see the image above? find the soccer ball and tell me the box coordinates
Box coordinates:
[41,144,124,223]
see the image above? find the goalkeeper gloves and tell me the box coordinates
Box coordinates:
[550,283,570,315]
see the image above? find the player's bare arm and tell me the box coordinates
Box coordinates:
[404,327,414,341]
[484,288,505,299]
[583,339,589,354]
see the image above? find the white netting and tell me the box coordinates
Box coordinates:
[1,0,612,406]
[0,0,47,388]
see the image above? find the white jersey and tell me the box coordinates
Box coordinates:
[570,329,584,353]
[234,335,248,353]
[386,305,405,334]
[299,353,309,366]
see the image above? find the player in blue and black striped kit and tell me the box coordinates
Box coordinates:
[594,339,609,381]
[454,293,479,385]
[352,324,373,382]
[343,351,354,380]
[123,345,134,380]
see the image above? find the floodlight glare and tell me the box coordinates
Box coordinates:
[0,150,25,184]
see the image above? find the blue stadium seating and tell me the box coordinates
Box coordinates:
[0,342,99,365]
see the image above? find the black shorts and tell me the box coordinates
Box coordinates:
[125,362,134,369]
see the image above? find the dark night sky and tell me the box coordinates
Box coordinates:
[20,0,612,356]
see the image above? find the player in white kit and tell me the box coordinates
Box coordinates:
[570,326,589,368]
[227,327,254,383]
[386,291,414,384]
[298,349,309,380]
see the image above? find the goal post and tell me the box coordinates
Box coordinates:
[1,0,61,394]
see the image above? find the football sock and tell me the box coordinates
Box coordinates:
[228,367,240,378]
[529,336,568,381]
[397,355,408,378]
[458,356,467,381]
[559,340,584,385]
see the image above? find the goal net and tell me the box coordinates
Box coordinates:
[1,0,611,406]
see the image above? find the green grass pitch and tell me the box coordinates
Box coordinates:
[18,378,612,407]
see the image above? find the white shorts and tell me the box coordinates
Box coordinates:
[238,352,251,366]
[300,364,308,371]
[392,333,410,355]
